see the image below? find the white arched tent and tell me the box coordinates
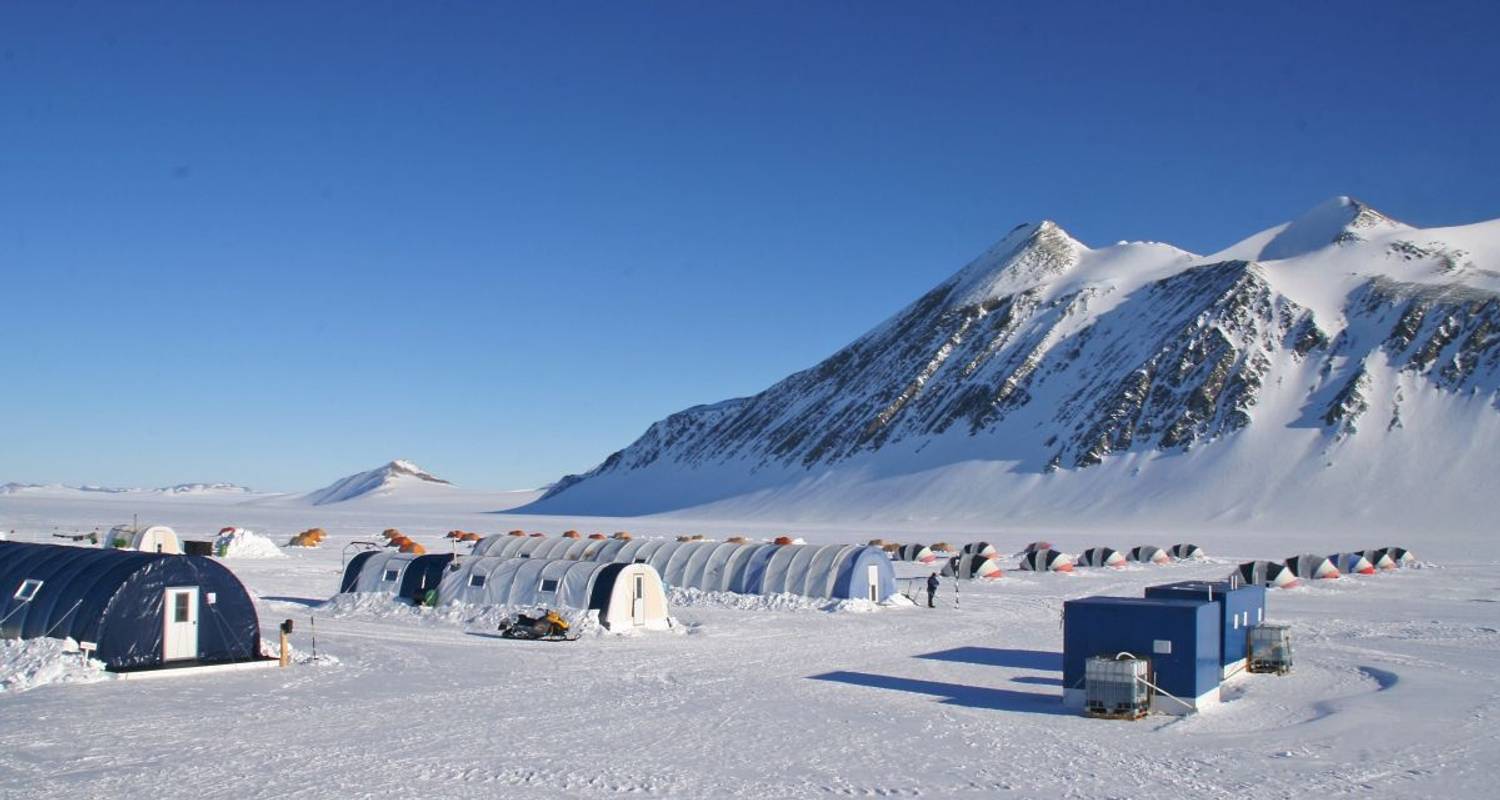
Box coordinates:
[439,557,669,631]
[343,551,420,595]
[473,536,897,602]
[106,524,181,554]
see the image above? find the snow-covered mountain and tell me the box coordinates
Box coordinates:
[0,481,257,497]
[526,197,1500,532]
[301,459,454,505]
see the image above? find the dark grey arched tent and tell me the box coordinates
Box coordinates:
[0,541,261,671]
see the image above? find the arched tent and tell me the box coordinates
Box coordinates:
[107,525,182,555]
[1168,543,1205,560]
[941,554,1003,581]
[0,541,260,670]
[895,543,936,564]
[1017,548,1073,572]
[340,551,418,596]
[1358,549,1397,571]
[959,542,998,559]
[1332,553,1376,576]
[1377,547,1417,567]
[473,535,897,602]
[1285,554,1340,580]
[1022,541,1053,554]
[1077,547,1126,568]
[1128,545,1171,565]
[438,557,669,630]
[1235,560,1300,589]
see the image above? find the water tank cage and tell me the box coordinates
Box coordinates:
[1084,653,1153,719]
[1247,623,1293,675]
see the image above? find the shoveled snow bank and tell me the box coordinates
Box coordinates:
[316,593,610,638]
[213,527,285,559]
[0,638,106,693]
[667,587,901,613]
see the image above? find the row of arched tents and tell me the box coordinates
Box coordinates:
[1018,543,1207,573]
[1235,547,1417,589]
[340,551,672,631]
[472,535,897,602]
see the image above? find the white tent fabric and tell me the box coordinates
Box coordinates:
[438,556,670,630]
[349,551,418,594]
[106,524,181,554]
[472,536,896,601]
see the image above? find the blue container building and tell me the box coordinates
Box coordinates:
[1063,596,1221,714]
[1145,580,1266,679]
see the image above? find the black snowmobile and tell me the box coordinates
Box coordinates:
[497,609,578,642]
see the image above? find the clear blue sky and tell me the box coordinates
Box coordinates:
[3,1,1497,491]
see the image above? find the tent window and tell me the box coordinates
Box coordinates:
[469,574,486,588]
[14,579,43,601]
[382,569,400,582]
[539,578,559,593]
[634,558,647,564]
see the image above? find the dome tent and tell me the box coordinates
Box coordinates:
[1128,545,1171,565]
[894,544,936,564]
[1077,547,1126,568]
[1022,541,1052,554]
[106,524,181,555]
[940,554,1003,581]
[1377,547,1417,567]
[473,535,897,602]
[1018,548,1073,572]
[1168,543,1205,560]
[338,551,454,602]
[1236,560,1300,589]
[959,542,998,559]
[439,557,670,631]
[0,541,260,670]
[1358,549,1397,571]
[1331,553,1377,576]
[1285,554,1340,580]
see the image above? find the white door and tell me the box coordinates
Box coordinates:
[631,574,646,626]
[867,565,880,602]
[163,587,199,661]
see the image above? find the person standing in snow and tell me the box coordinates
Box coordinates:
[926,572,939,608]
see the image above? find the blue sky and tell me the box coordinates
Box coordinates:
[3,1,1497,491]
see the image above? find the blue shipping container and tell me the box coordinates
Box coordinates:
[1063,596,1221,714]
[1144,580,1266,678]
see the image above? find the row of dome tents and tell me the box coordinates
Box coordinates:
[1020,544,1206,572]
[339,551,671,631]
[1236,548,1417,589]
[473,535,897,602]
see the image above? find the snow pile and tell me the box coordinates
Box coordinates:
[213,527,285,559]
[318,593,607,637]
[668,587,890,613]
[0,638,106,693]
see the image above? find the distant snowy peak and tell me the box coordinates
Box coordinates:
[1217,196,1408,262]
[304,460,453,505]
[0,481,255,496]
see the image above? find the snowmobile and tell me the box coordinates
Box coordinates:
[497,609,578,642]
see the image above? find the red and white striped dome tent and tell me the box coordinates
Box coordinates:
[1128,545,1171,565]
[960,542,998,559]
[1018,548,1074,572]
[1378,547,1417,567]
[1332,552,1377,575]
[1285,554,1341,580]
[1236,560,1300,589]
[895,544,937,564]
[1168,543,1206,560]
[941,554,1003,581]
[1077,547,1126,568]
[1358,549,1398,571]
[1021,541,1053,554]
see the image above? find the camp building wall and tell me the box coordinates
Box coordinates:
[473,536,896,601]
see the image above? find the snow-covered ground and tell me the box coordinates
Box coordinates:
[1,492,1495,799]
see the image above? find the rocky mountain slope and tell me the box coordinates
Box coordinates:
[526,198,1500,530]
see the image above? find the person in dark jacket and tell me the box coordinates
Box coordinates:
[926,572,939,608]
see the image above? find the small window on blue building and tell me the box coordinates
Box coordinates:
[14,579,43,601]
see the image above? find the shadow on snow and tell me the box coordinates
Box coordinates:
[808,671,1070,715]
[915,646,1062,671]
